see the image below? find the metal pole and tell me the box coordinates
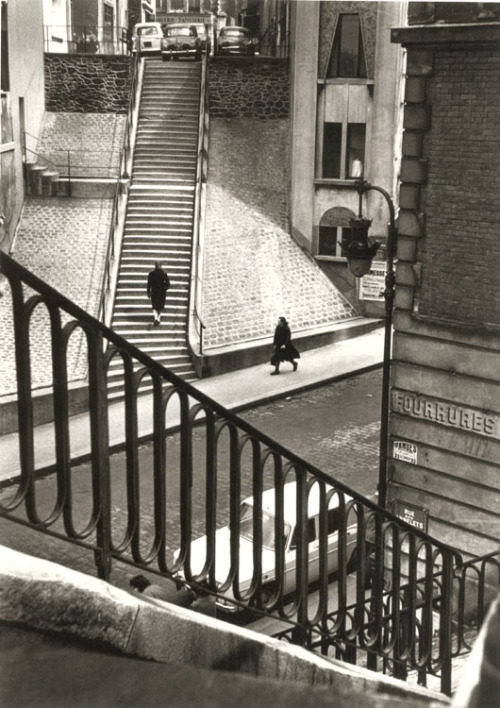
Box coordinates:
[356,182,397,509]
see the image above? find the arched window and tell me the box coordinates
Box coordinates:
[318,207,356,258]
[327,14,367,79]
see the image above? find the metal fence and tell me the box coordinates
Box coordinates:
[0,249,497,695]
[44,25,131,55]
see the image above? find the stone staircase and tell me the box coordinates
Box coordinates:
[108,59,202,397]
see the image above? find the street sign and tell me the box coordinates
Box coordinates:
[359,261,386,301]
[393,500,428,532]
[393,440,418,465]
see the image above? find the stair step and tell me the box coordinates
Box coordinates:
[108,54,202,397]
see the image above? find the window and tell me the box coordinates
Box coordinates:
[323,123,342,179]
[188,0,201,10]
[327,508,342,535]
[170,0,185,10]
[328,14,367,79]
[290,518,317,550]
[319,227,351,258]
[1,2,9,92]
[322,122,365,180]
[318,207,356,258]
[346,124,365,178]
[103,5,114,41]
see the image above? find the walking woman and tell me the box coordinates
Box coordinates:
[270,316,300,375]
[147,261,170,326]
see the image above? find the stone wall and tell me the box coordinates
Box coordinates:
[418,47,500,327]
[208,57,289,118]
[44,55,131,113]
[389,20,500,560]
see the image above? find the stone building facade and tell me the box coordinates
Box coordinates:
[389,3,500,560]
[1,0,45,253]
[288,1,407,317]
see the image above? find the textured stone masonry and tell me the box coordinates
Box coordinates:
[45,55,131,113]
[202,118,357,350]
[209,58,289,118]
[37,113,126,178]
[0,199,112,395]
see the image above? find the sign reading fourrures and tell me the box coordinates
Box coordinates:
[392,390,500,440]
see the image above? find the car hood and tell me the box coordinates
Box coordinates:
[183,528,276,588]
[164,35,194,44]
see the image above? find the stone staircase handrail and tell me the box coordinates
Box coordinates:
[98,51,143,328]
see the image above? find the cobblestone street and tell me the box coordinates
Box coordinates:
[0,370,381,591]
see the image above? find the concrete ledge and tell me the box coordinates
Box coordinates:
[0,380,90,436]
[0,546,448,706]
[58,179,123,198]
[392,22,500,47]
[198,319,382,378]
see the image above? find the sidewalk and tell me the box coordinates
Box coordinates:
[0,328,384,483]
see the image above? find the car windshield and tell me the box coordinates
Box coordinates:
[239,502,290,551]
[194,25,206,35]
[166,26,194,37]
[138,26,160,36]
[222,29,248,38]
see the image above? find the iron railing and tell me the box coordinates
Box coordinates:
[452,551,500,657]
[98,50,142,327]
[256,29,291,59]
[23,144,121,180]
[0,250,497,695]
[189,51,208,356]
[44,25,130,56]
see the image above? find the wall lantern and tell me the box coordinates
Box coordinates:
[345,215,380,277]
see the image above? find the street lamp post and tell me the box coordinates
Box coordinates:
[345,180,398,509]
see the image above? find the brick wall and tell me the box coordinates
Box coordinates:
[45,55,131,113]
[419,48,500,327]
[389,21,500,562]
[409,2,500,25]
[208,58,289,118]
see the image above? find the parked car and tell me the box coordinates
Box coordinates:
[161,24,202,61]
[216,26,259,56]
[174,481,370,612]
[131,22,163,55]
[192,23,211,54]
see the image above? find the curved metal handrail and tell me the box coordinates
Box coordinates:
[188,50,208,356]
[2,248,493,697]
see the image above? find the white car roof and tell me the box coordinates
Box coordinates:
[133,22,163,34]
[243,481,353,523]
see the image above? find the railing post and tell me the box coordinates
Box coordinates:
[440,552,455,695]
[88,328,112,580]
[67,150,72,197]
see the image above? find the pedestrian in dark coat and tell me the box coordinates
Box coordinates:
[147,261,170,326]
[270,316,300,375]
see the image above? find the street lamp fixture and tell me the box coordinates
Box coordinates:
[345,180,398,509]
[344,215,380,278]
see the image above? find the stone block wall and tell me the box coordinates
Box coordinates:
[208,57,289,118]
[44,55,131,113]
[394,34,500,329]
[388,20,500,562]
[418,47,500,327]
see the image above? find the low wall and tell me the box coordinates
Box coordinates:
[44,55,131,113]
[208,56,289,118]
[44,55,287,117]
[0,546,448,707]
